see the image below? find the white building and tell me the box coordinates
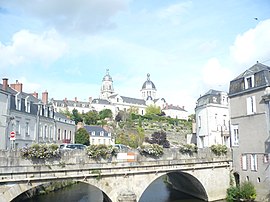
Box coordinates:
[52,70,188,120]
[0,78,76,150]
[195,89,230,148]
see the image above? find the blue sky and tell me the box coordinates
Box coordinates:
[1,0,270,114]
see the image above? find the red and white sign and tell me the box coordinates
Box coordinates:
[10,131,16,141]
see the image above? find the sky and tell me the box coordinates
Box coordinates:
[1,0,270,114]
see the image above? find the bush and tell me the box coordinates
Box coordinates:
[20,143,60,160]
[226,181,256,202]
[210,144,227,156]
[86,144,117,160]
[138,144,164,157]
[179,144,198,154]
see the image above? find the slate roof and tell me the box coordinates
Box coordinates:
[84,125,111,137]
[120,96,146,105]
[53,99,91,107]
[229,62,270,96]
[164,105,186,112]
[92,98,111,105]
[233,62,270,80]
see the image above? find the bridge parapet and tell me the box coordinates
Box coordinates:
[0,148,232,202]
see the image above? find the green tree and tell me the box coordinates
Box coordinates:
[75,128,90,145]
[145,105,161,115]
[127,106,139,115]
[71,109,83,125]
[99,109,113,120]
[83,110,99,125]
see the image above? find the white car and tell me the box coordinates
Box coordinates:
[59,143,86,150]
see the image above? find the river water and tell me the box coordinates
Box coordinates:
[19,177,225,202]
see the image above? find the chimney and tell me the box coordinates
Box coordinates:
[10,80,23,92]
[182,106,185,110]
[75,97,77,102]
[166,103,168,110]
[32,91,38,98]
[2,78,8,91]
[42,90,48,104]
[89,97,92,103]
[64,97,67,102]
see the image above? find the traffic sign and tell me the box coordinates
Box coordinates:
[10,131,16,141]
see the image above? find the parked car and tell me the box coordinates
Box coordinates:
[113,144,130,151]
[59,143,86,150]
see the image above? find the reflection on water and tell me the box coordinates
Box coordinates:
[19,178,225,202]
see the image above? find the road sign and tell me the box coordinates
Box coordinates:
[10,131,16,141]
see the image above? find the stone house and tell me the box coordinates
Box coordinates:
[229,62,270,201]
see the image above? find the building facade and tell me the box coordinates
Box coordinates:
[0,78,76,150]
[195,89,230,148]
[229,62,270,201]
[84,125,115,146]
[52,70,188,120]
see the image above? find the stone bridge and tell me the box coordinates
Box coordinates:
[0,149,232,202]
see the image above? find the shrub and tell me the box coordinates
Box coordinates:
[226,181,256,202]
[20,143,60,160]
[138,144,164,157]
[179,144,198,154]
[210,144,227,156]
[86,144,117,160]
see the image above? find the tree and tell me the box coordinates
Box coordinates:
[75,128,90,146]
[83,110,99,125]
[71,109,83,125]
[99,109,113,120]
[145,105,161,115]
[127,106,139,115]
[145,131,170,148]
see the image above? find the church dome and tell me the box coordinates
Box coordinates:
[141,73,156,90]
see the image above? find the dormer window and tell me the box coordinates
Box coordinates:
[245,75,254,89]
[91,131,95,136]
[100,131,104,136]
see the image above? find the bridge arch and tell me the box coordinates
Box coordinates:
[139,171,208,202]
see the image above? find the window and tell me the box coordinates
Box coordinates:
[100,131,104,136]
[247,96,256,115]
[91,131,95,136]
[231,125,239,146]
[25,122,29,136]
[44,125,47,138]
[58,129,61,140]
[263,154,269,163]
[245,75,254,89]
[242,154,248,170]
[16,98,21,110]
[16,120,20,135]
[26,101,30,113]
[250,154,258,171]
[198,116,201,128]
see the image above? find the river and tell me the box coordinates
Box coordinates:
[18,177,225,202]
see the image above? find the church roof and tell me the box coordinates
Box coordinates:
[141,73,156,90]
[120,96,146,105]
[92,98,111,105]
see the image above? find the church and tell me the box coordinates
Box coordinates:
[52,70,188,120]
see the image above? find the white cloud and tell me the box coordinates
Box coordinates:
[230,19,270,66]
[2,0,130,35]
[202,58,232,87]
[0,29,68,68]
[158,1,192,25]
